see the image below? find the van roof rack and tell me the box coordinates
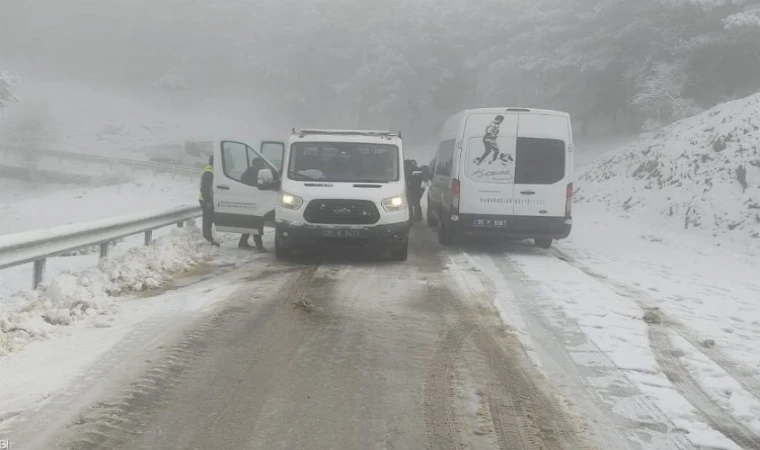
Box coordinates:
[292,128,402,138]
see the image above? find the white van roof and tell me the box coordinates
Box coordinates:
[289,129,402,145]
[464,107,570,118]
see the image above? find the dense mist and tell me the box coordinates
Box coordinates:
[2,0,760,148]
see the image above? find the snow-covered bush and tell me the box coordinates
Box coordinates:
[0,71,20,111]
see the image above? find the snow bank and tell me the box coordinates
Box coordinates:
[0,223,214,355]
[578,92,760,247]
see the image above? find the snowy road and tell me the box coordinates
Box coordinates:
[2,224,760,449]
[3,227,596,450]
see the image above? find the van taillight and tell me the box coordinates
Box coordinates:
[565,182,573,217]
[451,179,460,211]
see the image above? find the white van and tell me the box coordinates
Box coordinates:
[273,129,411,261]
[426,107,573,249]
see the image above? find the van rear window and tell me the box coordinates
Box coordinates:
[514,137,565,185]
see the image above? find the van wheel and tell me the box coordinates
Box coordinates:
[390,241,409,261]
[274,236,291,260]
[438,217,453,246]
[535,238,552,249]
[427,204,438,227]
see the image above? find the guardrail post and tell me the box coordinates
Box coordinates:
[177,220,184,228]
[144,230,152,246]
[33,259,46,289]
[100,242,109,258]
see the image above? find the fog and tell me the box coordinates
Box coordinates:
[2,0,760,157]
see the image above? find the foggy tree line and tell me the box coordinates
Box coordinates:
[246,0,760,138]
[2,0,760,140]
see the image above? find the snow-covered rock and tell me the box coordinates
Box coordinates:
[578,92,760,247]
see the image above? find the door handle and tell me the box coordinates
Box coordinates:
[520,190,536,195]
[216,185,230,190]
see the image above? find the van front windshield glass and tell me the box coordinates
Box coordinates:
[287,142,400,182]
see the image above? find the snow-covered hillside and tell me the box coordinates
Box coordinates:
[578,93,760,248]
[0,175,197,236]
[0,80,273,156]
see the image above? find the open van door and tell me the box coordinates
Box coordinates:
[212,141,281,234]
[512,114,571,219]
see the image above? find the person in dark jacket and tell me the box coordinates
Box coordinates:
[405,159,424,222]
[238,160,268,252]
[198,155,220,247]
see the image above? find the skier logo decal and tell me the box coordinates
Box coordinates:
[469,115,515,182]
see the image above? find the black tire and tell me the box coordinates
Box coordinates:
[427,202,438,227]
[274,236,291,260]
[438,215,453,246]
[535,238,552,249]
[390,241,409,261]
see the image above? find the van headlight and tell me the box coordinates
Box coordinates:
[279,192,303,210]
[381,195,406,212]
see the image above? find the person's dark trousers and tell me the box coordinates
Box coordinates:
[199,200,214,242]
[413,196,423,221]
[253,233,265,250]
[239,228,266,250]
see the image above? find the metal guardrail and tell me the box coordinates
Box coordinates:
[0,205,202,290]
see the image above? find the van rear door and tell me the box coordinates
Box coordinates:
[512,114,570,219]
[458,112,519,221]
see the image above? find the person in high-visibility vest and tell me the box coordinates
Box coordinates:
[198,155,220,247]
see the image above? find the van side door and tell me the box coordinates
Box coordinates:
[430,139,455,216]
[212,141,280,234]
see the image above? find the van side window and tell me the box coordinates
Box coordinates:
[514,137,565,184]
[434,139,455,176]
[221,141,269,185]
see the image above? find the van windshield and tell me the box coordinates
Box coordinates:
[287,142,400,182]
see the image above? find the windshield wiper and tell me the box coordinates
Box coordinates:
[289,173,320,181]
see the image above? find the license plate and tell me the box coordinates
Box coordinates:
[473,219,508,228]
[322,229,361,238]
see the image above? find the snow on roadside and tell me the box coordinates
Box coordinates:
[558,203,760,398]
[458,248,742,450]
[577,92,760,250]
[0,222,214,356]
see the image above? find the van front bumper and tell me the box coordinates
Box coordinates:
[275,221,410,251]
[450,214,572,240]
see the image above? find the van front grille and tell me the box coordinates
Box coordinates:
[303,199,381,225]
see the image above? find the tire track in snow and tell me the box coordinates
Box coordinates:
[648,317,760,450]
[549,246,760,449]
[551,247,760,403]
[56,267,312,450]
[457,251,693,450]
[438,257,598,450]
[3,263,302,450]
[422,290,473,450]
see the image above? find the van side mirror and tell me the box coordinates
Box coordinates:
[257,168,280,191]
